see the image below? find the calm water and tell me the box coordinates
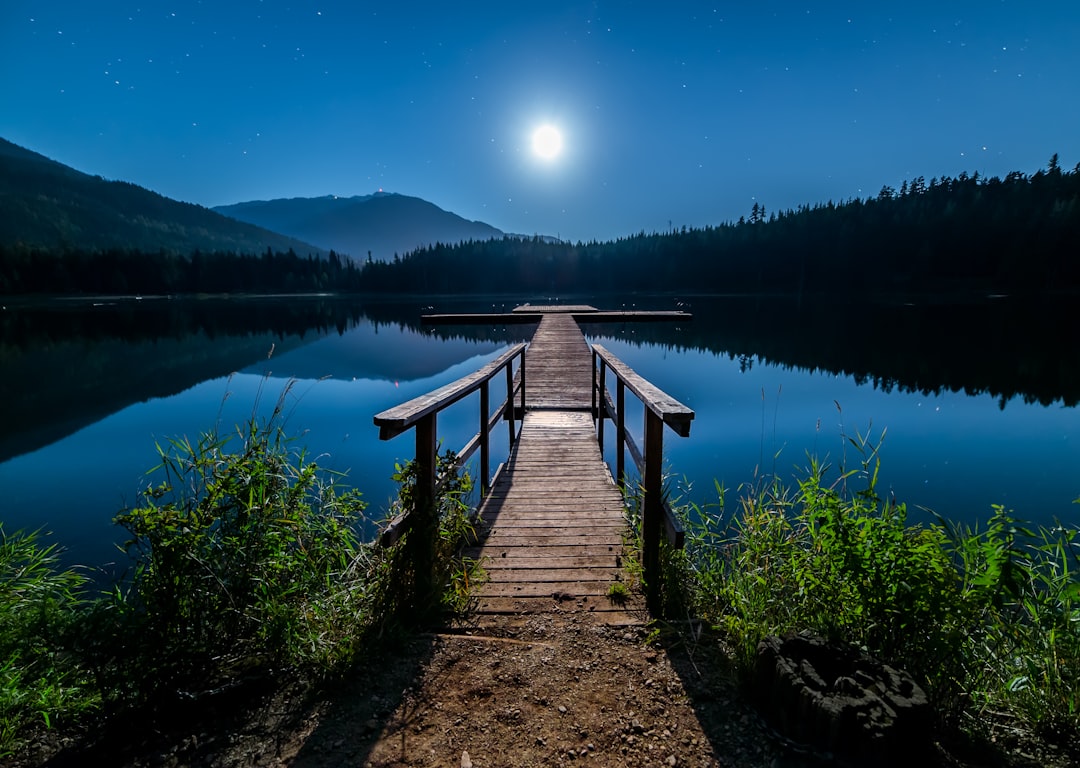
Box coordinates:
[1,294,1077,572]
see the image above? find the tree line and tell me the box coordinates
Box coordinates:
[358,155,1080,296]
[0,246,359,295]
[3,156,1077,297]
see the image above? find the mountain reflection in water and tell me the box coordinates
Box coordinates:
[1,293,1077,571]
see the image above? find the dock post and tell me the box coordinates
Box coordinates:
[616,379,626,489]
[479,381,491,494]
[642,408,664,614]
[597,362,607,453]
[412,412,437,615]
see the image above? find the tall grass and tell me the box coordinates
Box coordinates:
[666,428,1080,746]
[0,384,480,756]
[111,385,376,697]
[0,527,97,757]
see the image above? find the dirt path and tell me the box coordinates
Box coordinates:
[273,614,790,768]
[22,610,1073,767]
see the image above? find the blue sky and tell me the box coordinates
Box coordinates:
[2,1,1078,243]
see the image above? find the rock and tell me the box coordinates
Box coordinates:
[461,750,473,768]
[755,631,930,767]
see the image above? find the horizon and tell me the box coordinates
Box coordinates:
[2,2,1079,243]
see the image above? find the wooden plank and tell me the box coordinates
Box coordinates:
[523,315,592,410]
[421,312,540,324]
[481,567,621,582]
[479,581,623,598]
[473,597,641,618]
[469,403,634,621]
[479,555,624,569]
[573,310,691,322]
[476,533,625,547]
[513,304,598,313]
[463,544,622,559]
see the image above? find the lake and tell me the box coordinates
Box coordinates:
[1,294,1077,574]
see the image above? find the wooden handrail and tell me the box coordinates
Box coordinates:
[592,345,693,437]
[372,343,526,599]
[374,343,527,440]
[592,344,694,614]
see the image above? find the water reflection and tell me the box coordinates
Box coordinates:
[1,294,1077,571]
[0,296,523,570]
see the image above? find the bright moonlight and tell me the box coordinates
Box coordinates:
[531,124,563,160]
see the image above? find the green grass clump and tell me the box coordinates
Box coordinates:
[1,385,483,757]
[674,429,1080,746]
[0,527,97,757]
[111,392,381,697]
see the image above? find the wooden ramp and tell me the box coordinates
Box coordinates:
[465,312,644,624]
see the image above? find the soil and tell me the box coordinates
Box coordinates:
[15,614,1076,768]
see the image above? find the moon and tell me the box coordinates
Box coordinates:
[531,124,563,160]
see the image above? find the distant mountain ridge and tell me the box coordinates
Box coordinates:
[213,192,507,261]
[0,138,326,257]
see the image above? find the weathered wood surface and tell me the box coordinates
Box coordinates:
[421,308,691,324]
[512,304,598,313]
[523,314,593,410]
[465,409,642,622]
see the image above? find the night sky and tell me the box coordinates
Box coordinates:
[3,1,1078,243]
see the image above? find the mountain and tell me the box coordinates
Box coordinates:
[213,192,506,261]
[0,138,326,257]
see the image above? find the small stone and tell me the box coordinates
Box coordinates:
[461,751,473,768]
[558,705,567,714]
[667,755,677,766]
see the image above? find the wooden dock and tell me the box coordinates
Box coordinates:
[374,305,693,626]
[465,313,634,622]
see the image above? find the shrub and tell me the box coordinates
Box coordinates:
[682,430,1080,744]
[113,389,374,696]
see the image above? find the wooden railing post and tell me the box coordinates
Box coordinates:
[591,348,598,421]
[642,408,664,615]
[479,380,490,495]
[519,347,526,423]
[412,411,438,612]
[616,379,626,490]
[597,360,607,453]
[506,359,516,447]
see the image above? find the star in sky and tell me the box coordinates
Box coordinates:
[1,1,1078,243]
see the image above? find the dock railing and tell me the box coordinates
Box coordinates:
[373,343,526,598]
[591,344,694,612]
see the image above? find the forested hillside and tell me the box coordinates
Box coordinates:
[3,155,1076,296]
[0,138,326,261]
[359,155,1080,296]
